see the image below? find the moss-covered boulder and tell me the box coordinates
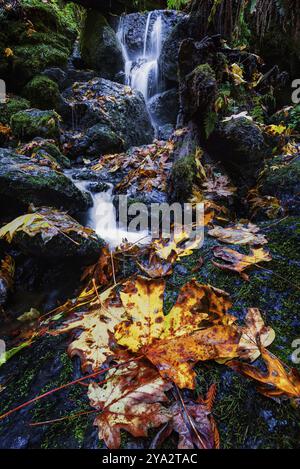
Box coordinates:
[11,109,61,141]
[80,10,124,80]
[208,117,268,187]
[60,78,154,155]
[2,207,103,262]
[17,138,71,169]
[0,0,78,90]
[23,76,59,110]
[0,96,30,125]
[259,156,300,216]
[181,63,217,122]
[0,148,91,214]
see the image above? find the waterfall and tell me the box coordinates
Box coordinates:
[117,11,164,103]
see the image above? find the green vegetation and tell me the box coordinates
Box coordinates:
[23,75,59,110]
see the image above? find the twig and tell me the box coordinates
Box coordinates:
[29,409,97,427]
[174,384,207,449]
[111,251,116,286]
[0,356,143,422]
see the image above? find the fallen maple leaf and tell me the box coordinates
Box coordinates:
[208,223,268,245]
[238,308,275,362]
[4,47,13,57]
[168,398,216,449]
[115,277,239,388]
[228,348,300,402]
[115,277,165,353]
[212,246,272,280]
[52,286,126,371]
[88,360,172,448]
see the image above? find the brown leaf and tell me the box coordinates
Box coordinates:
[208,223,268,245]
[238,308,275,362]
[52,287,126,372]
[212,246,272,280]
[228,348,300,401]
[88,360,172,448]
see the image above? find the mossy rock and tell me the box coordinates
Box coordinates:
[0,96,30,125]
[260,156,300,215]
[170,154,196,203]
[0,1,78,90]
[17,138,71,169]
[23,75,60,110]
[0,148,91,214]
[80,10,124,80]
[11,109,61,141]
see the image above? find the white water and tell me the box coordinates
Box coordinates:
[71,176,149,249]
[117,12,163,102]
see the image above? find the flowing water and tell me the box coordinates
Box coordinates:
[117,11,164,102]
[74,11,171,249]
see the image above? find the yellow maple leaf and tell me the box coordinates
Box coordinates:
[4,47,13,57]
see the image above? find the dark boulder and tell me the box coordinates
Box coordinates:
[208,117,268,187]
[11,109,61,142]
[60,78,154,155]
[3,208,103,263]
[0,148,91,214]
[148,88,179,126]
[80,11,124,81]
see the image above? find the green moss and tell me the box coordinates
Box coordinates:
[80,10,123,78]
[11,109,60,141]
[23,75,59,110]
[170,154,196,202]
[0,0,79,90]
[0,96,30,125]
[194,63,216,80]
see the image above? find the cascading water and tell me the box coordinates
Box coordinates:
[117,11,164,103]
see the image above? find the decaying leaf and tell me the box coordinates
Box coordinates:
[0,255,15,290]
[0,207,97,244]
[136,252,174,278]
[212,246,272,280]
[88,360,172,448]
[247,188,282,220]
[228,348,300,401]
[238,308,275,362]
[168,399,215,449]
[115,277,239,388]
[52,287,126,371]
[115,277,165,353]
[208,223,268,246]
[81,247,117,289]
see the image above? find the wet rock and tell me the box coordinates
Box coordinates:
[0,148,91,214]
[159,15,191,83]
[60,78,154,154]
[208,117,267,187]
[67,123,123,159]
[22,76,60,111]
[8,209,103,262]
[157,123,174,141]
[119,10,183,59]
[0,96,30,126]
[17,138,71,169]
[148,88,179,126]
[11,109,61,142]
[80,11,124,80]
[180,63,217,123]
[260,156,300,216]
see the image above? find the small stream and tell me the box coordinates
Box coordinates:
[70,10,176,249]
